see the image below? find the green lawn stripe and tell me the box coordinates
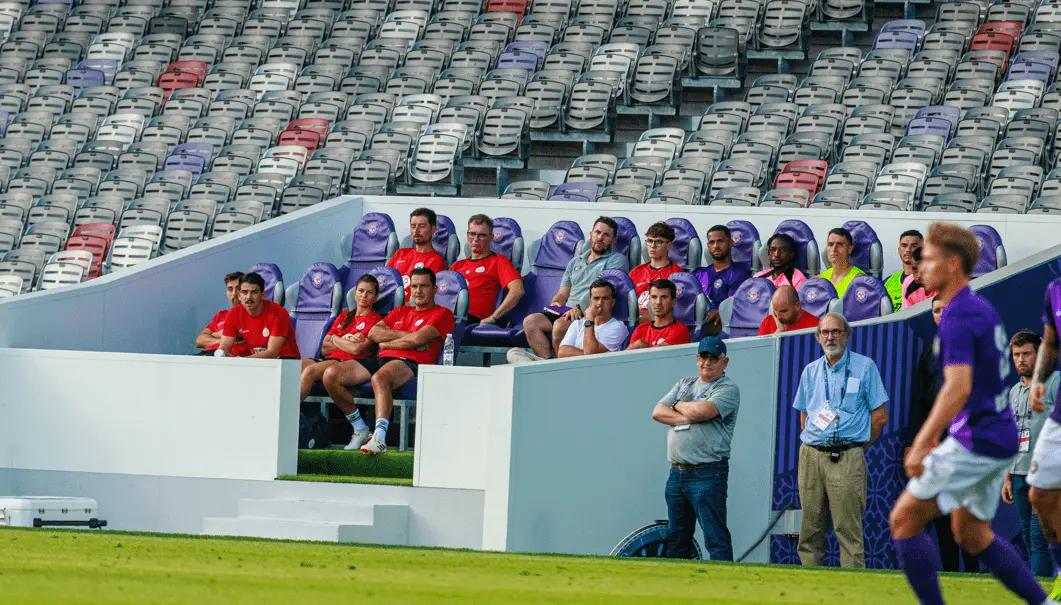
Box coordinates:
[296,449,413,479]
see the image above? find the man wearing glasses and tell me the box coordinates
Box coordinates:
[652,336,741,561]
[450,214,524,325]
[792,313,889,569]
[629,222,682,321]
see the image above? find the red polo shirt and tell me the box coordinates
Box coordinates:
[222,300,301,358]
[757,310,820,336]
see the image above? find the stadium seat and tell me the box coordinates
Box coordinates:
[343,212,399,293]
[726,219,762,273]
[598,268,638,332]
[839,274,892,320]
[663,217,701,270]
[669,271,709,339]
[401,213,460,266]
[285,262,343,359]
[461,216,525,273]
[720,277,776,338]
[970,224,1008,278]
[840,220,883,279]
[798,277,839,318]
[249,262,285,305]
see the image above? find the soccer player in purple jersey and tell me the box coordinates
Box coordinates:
[1030,276,1061,600]
[890,223,1054,605]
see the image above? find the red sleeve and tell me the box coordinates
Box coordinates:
[221,306,242,337]
[449,258,465,272]
[382,307,402,328]
[431,307,455,337]
[757,315,774,336]
[266,305,293,338]
[206,310,225,332]
[326,312,348,336]
[496,256,521,286]
[670,323,691,345]
[629,323,647,345]
[429,253,447,273]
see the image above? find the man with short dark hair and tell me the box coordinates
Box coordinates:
[629,222,682,321]
[219,272,301,359]
[754,233,807,291]
[195,271,244,354]
[450,214,524,325]
[1030,276,1061,600]
[1002,329,1058,578]
[693,225,750,309]
[818,227,865,298]
[361,267,455,454]
[758,285,819,336]
[891,222,1049,605]
[628,279,691,349]
[387,207,447,298]
[511,217,629,362]
[553,279,628,359]
[652,336,741,561]
[885,230,924,311]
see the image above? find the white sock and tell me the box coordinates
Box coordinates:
[346,410,368,433]
[373,418,389,443]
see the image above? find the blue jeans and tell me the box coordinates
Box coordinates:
[665,460,733,561]
[1011,474,1055,577]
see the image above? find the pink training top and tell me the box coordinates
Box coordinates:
[901,273,935,308]
[754,267,807,291]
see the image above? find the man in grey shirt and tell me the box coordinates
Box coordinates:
[1001,329,1059,577]
[652,336,741,561]
[512,216,629,361]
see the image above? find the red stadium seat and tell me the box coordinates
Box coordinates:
[278,128,323,153]
[64,234,111,278]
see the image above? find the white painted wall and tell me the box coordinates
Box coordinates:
[0,348,300,481]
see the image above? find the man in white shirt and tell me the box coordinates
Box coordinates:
[557,279,629,358]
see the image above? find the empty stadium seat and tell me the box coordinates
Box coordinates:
[839,274,892,320]
[720,277,776,338]
[286,262,343,359]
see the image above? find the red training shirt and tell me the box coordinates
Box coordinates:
[378,304,456,365]
[324,310,383,361]
[222,300,301,358]
[387,247,447,297]
[629,261,683,309]
[629,320,691,348]
[203,309,228,352]
[757,310,820,336]
[450,253,522,320]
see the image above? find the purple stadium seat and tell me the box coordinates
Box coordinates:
[172,142,215,163]
[609,216,640,268]
[1008,60,1053,84]
[462,220,584,347]
[549,182,598,202]
[496,50,541,73]
[914,105,959,131]
[970,224,1007,278]
[669,271,708,339]
[724,277,776,337]
[1012,52,1058,83]
[841,220,883,278]
[906,116,953,143]
[78,59,120,85]
[873,30,920,52]
[163,153,207,177]
[343,212,399,293]
[434,270,469,349]
[599,268,638,329]
[840,275,891,321]
[769,219,820,274]
[249,262,284,304]
[403,213,459,265]
[356,265,404,315]
[65,68,106,92]
[726,219,762,271]
[665,217,702,270]
[288,262,343,358]
[798,278,838,318]
[486,217,524,271]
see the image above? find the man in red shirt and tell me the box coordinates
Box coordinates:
[195,271,243,354]
[219,272,301,359]
[386,207,447,299]
[628,279,691,349]
[360,268,456,454]
[450,214,524,324]
[629,222,682,322]
[758,285,820,336]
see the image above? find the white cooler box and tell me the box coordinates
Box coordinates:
[0,497,107,529]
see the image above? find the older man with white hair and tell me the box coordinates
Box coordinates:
[792,313,889,569]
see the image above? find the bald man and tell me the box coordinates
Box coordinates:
[758,285,821,336]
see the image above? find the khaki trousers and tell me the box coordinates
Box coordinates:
[796,443,867,568]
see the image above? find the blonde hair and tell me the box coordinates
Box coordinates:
[927,222,979,276]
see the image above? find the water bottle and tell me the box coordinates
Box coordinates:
[442,333,455,366]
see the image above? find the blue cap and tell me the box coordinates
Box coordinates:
[697,336,727,357]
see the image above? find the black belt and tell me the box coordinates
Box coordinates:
[672,459,727,471]
[808,442,863,453]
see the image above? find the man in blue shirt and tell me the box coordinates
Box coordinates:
[793,312,889,569]
[891,222,1051,605]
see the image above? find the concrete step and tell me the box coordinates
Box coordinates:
[202,499,409,544]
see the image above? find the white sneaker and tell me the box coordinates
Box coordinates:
[359,435,387,455]
[344,430,371,451]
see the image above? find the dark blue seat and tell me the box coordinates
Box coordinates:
[970,223,1007,278]
[840,274,891,321]
[841,220,883,278]
[249,262,285,304]
[610,215,641,269]
[549,182,598,202]
[665,217,701,270]
[798,277,838,318]
[670,271,709,339]
[722,277,775,337]
[287,262,343,358]
[726,219,762,272]
[599,268,638,332]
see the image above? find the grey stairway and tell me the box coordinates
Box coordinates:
[202,498,409,544]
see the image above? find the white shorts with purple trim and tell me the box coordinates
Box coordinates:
[906,437,1013,521]
[1028,417,1061,490]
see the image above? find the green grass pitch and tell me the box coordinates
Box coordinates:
[0,527,1049,604]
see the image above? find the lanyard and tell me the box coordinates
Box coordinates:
[823,360,851,406]
[1016,384,1033,432]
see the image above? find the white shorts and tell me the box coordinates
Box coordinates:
[1028,417,1061,490]
[907,437,1013,521]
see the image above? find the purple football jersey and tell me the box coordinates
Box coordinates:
[1042,277,1061,423]
[936,286,1017,458]
[693,263,751,308]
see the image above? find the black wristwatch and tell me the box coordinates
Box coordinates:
[584,320,594,328]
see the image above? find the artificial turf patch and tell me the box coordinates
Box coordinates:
[278,474,413,487]
[296,449,413,479]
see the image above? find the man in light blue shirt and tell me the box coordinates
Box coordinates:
[792,312,889,569]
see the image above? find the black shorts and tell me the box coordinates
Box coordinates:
[374,357,419,377]
[318,357,383,374]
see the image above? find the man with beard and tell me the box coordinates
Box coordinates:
[754,233,807,291]
[387,207,447,298]
[196,271,245,355]
[758,285,819,336]
[884,230,924,312]
[693,225,750,309]
[628,279,691,349]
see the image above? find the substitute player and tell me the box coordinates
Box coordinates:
[890,223,1053,605]
[1030,276,1061,599]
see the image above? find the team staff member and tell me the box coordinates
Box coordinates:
[196,271,245,355]
[299,275,383,450]
[450,214,524,324]
[884,230,924,311]
[817,228,865,298]
[758,285,819,336]
[793,313,889,569]
[628,279,690,349]
[555,280,628,358]
[360,268,455,455]
[693,225,750,309]
[652,336,741,561]
[219,272,300,359]
[629,222,682,320]
[754,233,807,291]
[1001,330,1058,578]
[387,207,447,297]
